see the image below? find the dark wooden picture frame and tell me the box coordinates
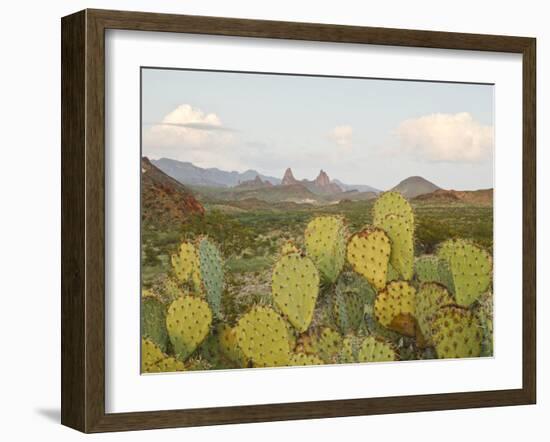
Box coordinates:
[61,9,536,433]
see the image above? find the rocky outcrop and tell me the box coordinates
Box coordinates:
[282,168,299,186]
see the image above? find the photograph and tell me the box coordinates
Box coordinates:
[140,67,494,373]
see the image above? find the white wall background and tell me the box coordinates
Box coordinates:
[0,0,546,440]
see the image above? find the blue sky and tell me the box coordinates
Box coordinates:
[142,68,494,190]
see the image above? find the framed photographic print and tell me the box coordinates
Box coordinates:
[61,9,536,433]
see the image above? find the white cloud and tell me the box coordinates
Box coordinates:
[328,125,353,151]
[396,112,493,163]
[143,104,244,169]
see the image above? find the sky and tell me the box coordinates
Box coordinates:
[141,68,494,190]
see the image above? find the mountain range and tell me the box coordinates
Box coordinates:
[152,158,381,194]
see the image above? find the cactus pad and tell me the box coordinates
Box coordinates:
[218,324,248,367]
[166,295,212,361]
[357,336,397,362]
[377,214,414,280]
[304,215,346,283]
[415,283,455,346]
[437,239,492,306]
[235,306,291,367]
[141,296,169,352]
[374,281,416,336]
[297,327,342,363]
[171,242,201,286]
[141,338,186,373]
[347,227,391,290]
[431,306,482,359]
[373,191,414,226]
[271,253,320,332]
[197,237,224,317]
[288,352,324,366]
[333,285,366,334]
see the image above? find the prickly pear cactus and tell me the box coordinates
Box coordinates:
[218,324,248,367]
[333,282,367,334]
[373,192,415,280]
[373,191,415,226]
[437,239,492,306]
[415,282,455,346]
[374,281,417,336]
[377,214,414,280]
[197,237,224,317]
[386,262,400,283]
[171,242,201,289]
[288,352,324,366]
[271,253,320,332]
[235,306,291,367]
[297,327,342,363]
[476,291,494,356]
[141,296,169,352]
[357,336,397,362]
[347,227,391,290]
[304,215,346,284]
[415,255,441,283]
[141,338,185,373]
[166,295,212,361]
[281,241,300,256]
[431,306,482,359]
[339,335,361,363]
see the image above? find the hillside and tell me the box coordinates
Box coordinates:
[414,188,493,206]
[332,179,380,194]
[141,157,204,225]
[391,176,440,198]
[152,158,280,187]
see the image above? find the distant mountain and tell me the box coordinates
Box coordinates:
[141,157,204,225]
[391,176,440,199]
[282,168,342,195]
[414,188,493,206]
[332,179,380,194]
[235,175,273,189]
[152,158,281,188]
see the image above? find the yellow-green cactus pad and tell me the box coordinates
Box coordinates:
[377,214,414,280]
[357,336,397,362]
[415,283,455,346]
[304,215,346,283]
[339,335,361,363]
[141,338,186,373]
[272,253,320,332]
[235,306,291,367]
[373,191,414,227]
[171,242,201,285]
[218,324,248,367]
[288,352,324,366]
[141,296,169,352]
[437,239,492,307]
[431,306,482,359]
[297,327,342,363]
[347,227,391,290]
[197,237,224,317]
[166,295,212,361]
[374,281,416,336]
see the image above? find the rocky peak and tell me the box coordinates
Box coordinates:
[282,168,298,185]
[314,169,331,187]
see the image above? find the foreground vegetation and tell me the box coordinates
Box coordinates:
[141,193,493,372]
